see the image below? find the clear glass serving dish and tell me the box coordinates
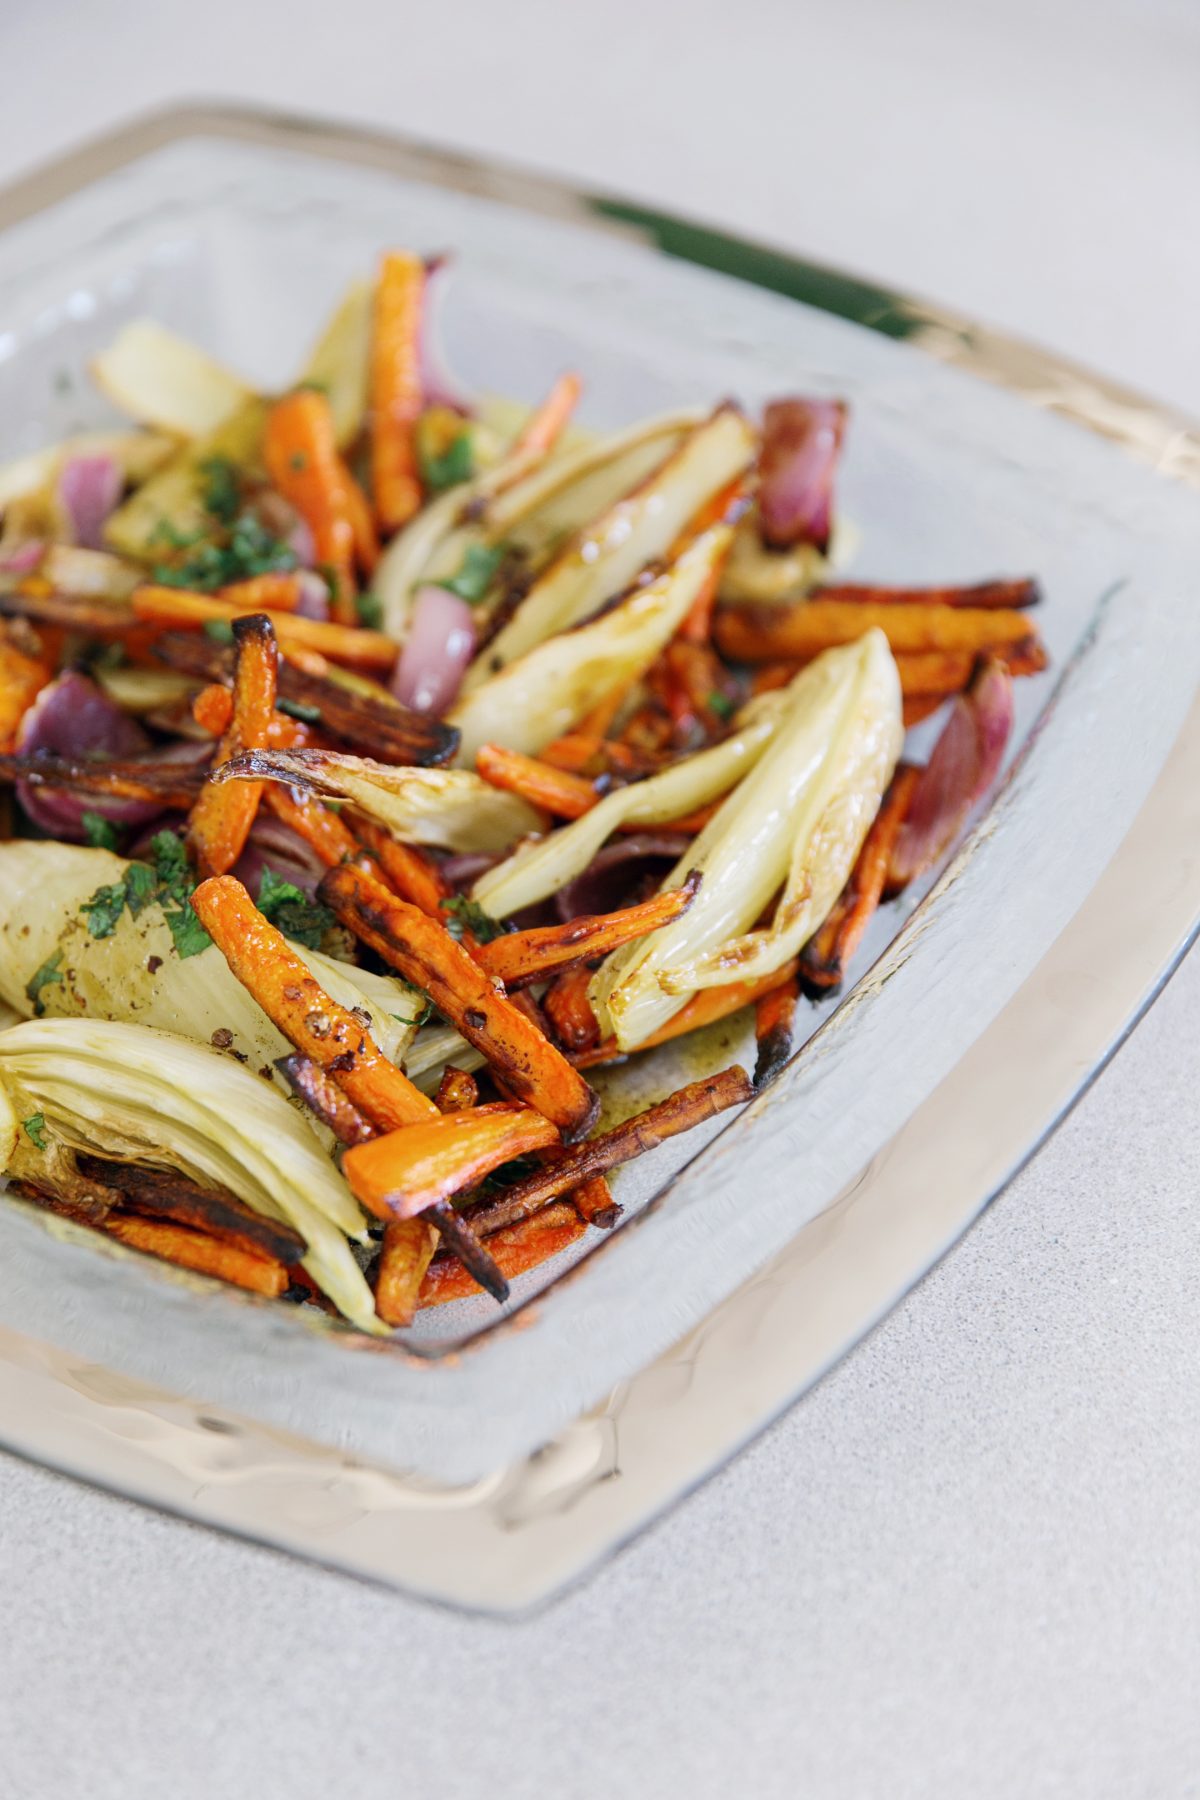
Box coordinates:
[0,105,1197,1610]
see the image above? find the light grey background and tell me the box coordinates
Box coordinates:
[0,2,1197,1795]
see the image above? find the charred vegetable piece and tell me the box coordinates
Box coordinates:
[751,975,801,1091]
[474,872,701,991]
[798,763,921,997]
[187,613,278,880]
[343,1103,560,1220]
[418,1202,585,1308]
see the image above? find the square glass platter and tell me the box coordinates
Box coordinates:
[0,106,1198,1611]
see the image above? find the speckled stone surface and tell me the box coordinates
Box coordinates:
[0,3,1197,1794]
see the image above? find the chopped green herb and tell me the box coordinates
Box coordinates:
[24,950,64,1017]
[707,690,735,720]
[256,867,336,951]
[152,507,297,592]
[420,430,474,494]
[276,697,322,724]
[83,881,129,940]
[164,902,212,959]
[149,520,204,552]
[198,455,243,525]
[289,451,308,473]
[354,590,383,630]
[22,1113,48,1151]
[437,542,505,606]
[123,861,158,917]
[81,811,119,852]
[391,998,435,1030]
[149,830,192,896]
[203,619,236,645]
[440,895,507,943]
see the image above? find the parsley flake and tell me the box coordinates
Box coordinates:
[355,590,383,630]
[707,690,735,720]
[257,868,336,951]
[81,811,119,851]
[420,430,474,494]
[440,896,507,943]
[203,619,235,644]
[24,950,64,1016]
[22,1113,48,1151]
[276,697,322,724]
[437,543,504,606]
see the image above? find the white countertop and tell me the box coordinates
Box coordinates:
[1,3,1198,1794]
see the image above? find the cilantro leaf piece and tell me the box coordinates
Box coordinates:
[149,830,192,897]
[354,590,383,630]
[123,861,158,918]
[198,455,242,525]
[436,543,504,606]
[420,430,474,494]
[256,868,336,951]
[164,903,212,960]
[81,811,119,852]
[22,1113,47,1151]
[707,690,735,720]
[24,950,64,1017]
[82,881,129,940]
[440,895,507,943]
[203,618,235,644]
[391,998,434,1030]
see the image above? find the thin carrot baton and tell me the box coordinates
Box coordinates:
[263,388,369,623]
[418,1203,586,1308]
[510,372,583,458]
[809,577,1042,610]
[277,1051,506,1309]
[218,573,306,614]
[544,962,602,1053]
[752,975,801,1092]
[352,818,451,917]
[466,1066,753,1236]
[571,1173,621,1230]
[103,1215,290,1298]
[473,871,702,990]
[318,862,600,1140]
[798,763,921,999]
[572,962,800,1069]
[187,612,278,879]
[714,598,1045,664]
[371,250,425,533]
[476,742,600,820]
[342,1105,561,1221]
[132,586,400,675]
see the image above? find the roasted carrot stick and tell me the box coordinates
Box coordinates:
[798,764,921,999]
[218,573,306,614]
[317,862,600,1139]
[191,874,436,1129]
[352,818,450,917]
[572,960,800,1068]
[187,613,278,880]
[752,974,801,1091]
[343,1103,561,1221]
[74,1155,307,1266]
[103,1214,289,1298]
[435,1065,479,1113]
[571,1173,621,1229]
[275,1053,375,1145]
[262,782,363,869]
[132,587,398,674]
[0,635,51,751]
[371,251,425,533]
[474,871,701,990]
[511,372,583,458]
[714,599,1043,664]
[418,1202,586,1307]
[264,389,372,623]
[375,1062,483,1326]
[810,577,1041,610]
[467,1066,753,1236]
[0,753,204,808]
[343,474,380,575]
[544,963,601,1053]
[475,742,598,820]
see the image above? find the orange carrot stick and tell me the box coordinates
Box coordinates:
[475,871,701,990]
[191,874,436,1129]
[715,599,1044,663]
[261,782,363,869]
[475,742,597,820]
[218,573,305,614]
[418,1202,585,1307]
[375,1062,482,1325]
[752,974,801,1091]
[352,819,450,917]
[264,389,373,623]
[132,586,398,673]
[810,578,1041,610]
[343,1103,561,1221]
[544,963,601,1053]
[511,372,582,457]
[186,613,278,880]
[798,763,921,996]
[317,862,600,1139]
[573,960,800,1068]
[0,634,52,751]
[103,1215,288,1298]
[571,1173,621,1229]
[371,251,425,533]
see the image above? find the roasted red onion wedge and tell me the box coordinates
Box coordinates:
[888,657,1014,892]
[758,397,846,553]
[58,454,123,550]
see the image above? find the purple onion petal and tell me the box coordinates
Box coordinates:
[420,257,475,416]
[391,586,475,714]
[890,658,1014,890]
[758,398,847,553]
[0,539,45,576]
[555,832,693,921]
[58,455,123,551]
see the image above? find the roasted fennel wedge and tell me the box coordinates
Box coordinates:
[589,631,903,1049]
[0,843,423,1079]
[0,1018,381,1331]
